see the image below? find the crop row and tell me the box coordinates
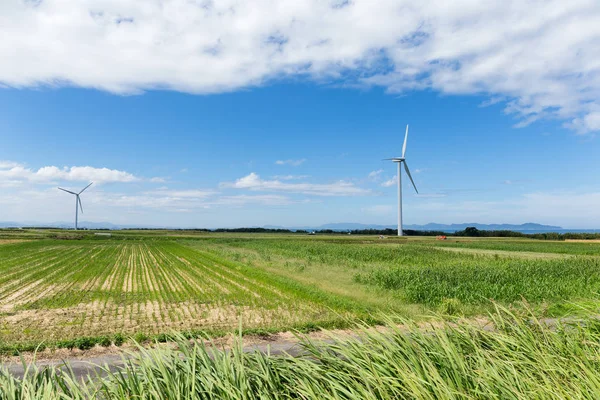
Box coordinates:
[0,240,335,345]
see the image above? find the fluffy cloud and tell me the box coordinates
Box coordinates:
[0,161,140,184]
[275,159,307,166]
[2,1,599,132]
[221,172,371,196]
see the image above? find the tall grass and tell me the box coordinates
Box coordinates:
[354,257,600,305]
[3,307,600,399]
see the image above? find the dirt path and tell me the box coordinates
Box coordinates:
[0,239,30,245]
[1,330,333,380]
[0,316,574,381]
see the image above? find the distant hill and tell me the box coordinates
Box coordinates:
[266,222,565,233]
[406,222,564,232]
[0,221,587,233]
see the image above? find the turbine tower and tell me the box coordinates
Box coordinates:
[384,125,418,236]
[58,182,93,230]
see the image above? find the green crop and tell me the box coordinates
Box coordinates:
[2,233,600,351]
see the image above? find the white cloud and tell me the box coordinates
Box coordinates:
[1,1,599,133]
[0,187,297,220]
[221,172,371,196]
[0,161,21,169]
[368,169,384,181]
[0,162,139,184]
[144,189,217,199]
[568,111,600,134]
[272,175,310,180]
[381,176,397,187]
[275,159,307,166]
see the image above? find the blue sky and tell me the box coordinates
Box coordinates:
[1,0,600,228]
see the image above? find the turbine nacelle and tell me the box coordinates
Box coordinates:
[382,157,404,162]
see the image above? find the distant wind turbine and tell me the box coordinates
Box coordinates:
[58,182,93,230]
[384,125,418,236]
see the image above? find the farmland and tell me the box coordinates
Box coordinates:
[1,231,600,351]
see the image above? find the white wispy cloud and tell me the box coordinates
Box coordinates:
[272,175,310,180]
[0,161,21,169]
[1,1,599,133]
[0,161,140,184]
[381,176,397,187]
[144,189,217,199]
[221,172,371,196]
[103,192,294,209]
[275,159,307,166]
[0,188,298,220]
[368,169,384,181]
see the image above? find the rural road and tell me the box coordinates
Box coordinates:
[2,338,312,380]
[0,317,568,380]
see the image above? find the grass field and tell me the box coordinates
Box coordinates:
[1,230,600,352]
[5,308,600,399]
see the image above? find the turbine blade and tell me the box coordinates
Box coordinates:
[58,187,77,195]
[403,161,418,194]
[78,196,84,214]
[79,182,93,194]
[402,125,409,158]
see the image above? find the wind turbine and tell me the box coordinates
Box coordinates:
[58,183,93,230]
[384,125,418,236]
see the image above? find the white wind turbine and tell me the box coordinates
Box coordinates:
[58,182,93,230]
[384,125,418,236]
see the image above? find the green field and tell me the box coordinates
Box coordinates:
[1,230,600,351]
